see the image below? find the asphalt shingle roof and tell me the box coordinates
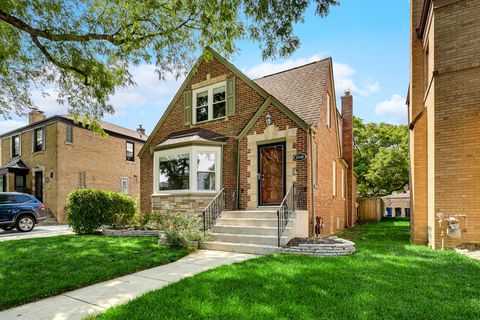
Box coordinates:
[253,58,331,126]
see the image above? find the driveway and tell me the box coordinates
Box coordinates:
[0,225,73,241]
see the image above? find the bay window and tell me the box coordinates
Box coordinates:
[153,146,221,194]
[193,82,226,123]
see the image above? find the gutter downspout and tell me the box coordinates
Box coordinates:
[236,139,240,210]
[309,127,315,236]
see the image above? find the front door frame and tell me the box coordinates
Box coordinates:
[257,141,286,206]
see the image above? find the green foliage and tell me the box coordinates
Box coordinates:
[0,235,188,310]
[159,213,205,249]
[67,189,136,234]
[354,117,409,197]
[0,0,338,120]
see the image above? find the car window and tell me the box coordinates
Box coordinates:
[0,194,9,204]
[11,195,32,204]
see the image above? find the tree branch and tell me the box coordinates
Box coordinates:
[30,35,90,85]
[0,9,118,44]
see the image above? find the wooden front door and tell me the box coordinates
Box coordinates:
[259,143,285,205]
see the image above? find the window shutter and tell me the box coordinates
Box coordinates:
[184,90,192,125]
[226,77,235,117]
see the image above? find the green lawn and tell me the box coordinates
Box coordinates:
[91,220,480,320]
[0,235,188,310]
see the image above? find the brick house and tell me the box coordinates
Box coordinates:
[139,48,356,252]
[0,110,147,223]
[409,0,480,249]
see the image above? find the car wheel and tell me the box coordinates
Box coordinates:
[1,226,14,231]
[16,215,35,232]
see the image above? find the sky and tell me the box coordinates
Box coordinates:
[0,1,410,135]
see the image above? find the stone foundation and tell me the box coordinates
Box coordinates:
[281,237,355,256]
[151,193,214,215]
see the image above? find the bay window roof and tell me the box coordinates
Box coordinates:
[154,128,228,151]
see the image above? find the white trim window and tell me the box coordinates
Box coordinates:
[341,167,345,199]
[11,134,21,157]
[153,146,222,194]
[326,93,331,128]
[332,160,336,197]
[33,127,45,152]
[192,82,226,124]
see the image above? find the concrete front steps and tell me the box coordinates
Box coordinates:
[200,210,295,255]
[42,212,58,225]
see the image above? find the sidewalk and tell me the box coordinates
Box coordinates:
[0,225,73,242]
[0,250,256,320]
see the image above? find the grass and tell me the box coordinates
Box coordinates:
[0,235,188,310]
[91,220,480,320]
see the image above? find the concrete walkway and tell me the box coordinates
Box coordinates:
[0,250,256,320]
[0,225,73,242]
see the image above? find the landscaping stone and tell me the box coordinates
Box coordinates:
[281,236,355,256]
[102,229,160,237]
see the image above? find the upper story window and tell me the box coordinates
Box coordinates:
[11,135,20,157]
[153,146,221,194]
[193,82,226,124]
[126,142,135,162]
[66,125,73,144]
[326,93,331,128]
[33,127,45,152]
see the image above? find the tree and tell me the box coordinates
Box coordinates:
[354,117,409,197]
[0,0,338,123]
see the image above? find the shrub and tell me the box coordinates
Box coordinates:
[159,213,205,249]
[67,189,136,234]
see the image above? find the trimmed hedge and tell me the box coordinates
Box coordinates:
[67,189,136,234]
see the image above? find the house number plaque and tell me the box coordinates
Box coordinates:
[293,153,307,161]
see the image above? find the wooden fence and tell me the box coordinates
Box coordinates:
[357,197,384,222]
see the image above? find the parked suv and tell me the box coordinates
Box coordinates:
[0,193,48,232]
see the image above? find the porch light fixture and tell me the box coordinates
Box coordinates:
[265,113,272,125]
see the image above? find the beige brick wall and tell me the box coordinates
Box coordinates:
[1,123,59,216]
[410,0,480,248]
[1,120,144,223]
[56,122,143,222]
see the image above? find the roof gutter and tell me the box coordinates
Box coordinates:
[309,126,316,236]
[416,0,432,39]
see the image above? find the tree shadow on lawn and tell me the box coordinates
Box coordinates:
[0,235,188,310]
[94,221,480,320]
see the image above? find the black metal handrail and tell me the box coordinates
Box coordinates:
[277,185,296,247]
[202,188,226,235]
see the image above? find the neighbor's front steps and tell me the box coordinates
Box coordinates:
[200,209,294,255]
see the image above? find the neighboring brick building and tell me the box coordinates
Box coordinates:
[409,0,480,248]
[0,110,147,223]
[139,48,356,248]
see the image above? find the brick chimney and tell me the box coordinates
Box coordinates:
[136,124,146,136]
[341,89,355,227]
[28,108,46,124]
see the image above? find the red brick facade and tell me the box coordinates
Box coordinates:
[140,51,356,236]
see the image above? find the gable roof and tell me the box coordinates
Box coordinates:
[254,58,331,126]
[0,115,147,142]
[139,47,309,157]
